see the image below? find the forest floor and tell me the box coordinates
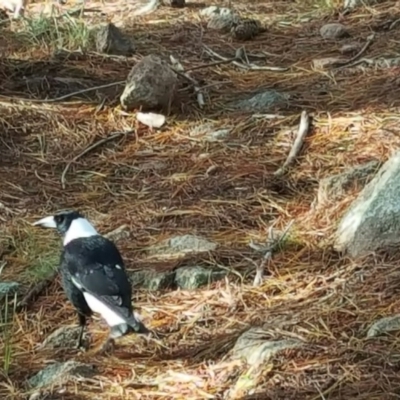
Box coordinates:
[2,0,400,399]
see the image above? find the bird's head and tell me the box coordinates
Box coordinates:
[32,210,98,245]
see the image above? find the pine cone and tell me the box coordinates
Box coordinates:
[231,18,263,40]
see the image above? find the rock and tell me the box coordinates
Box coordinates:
[175,265,226,289]
[233,90,289,112]
[120,55,178,112]
[95,22,135,56]
[340,43,361,55]
[232,327,303,366]
[201,6,240,32]
[367,315,400,337]
[40,326,87,349]
[334,151,400,257]
[189,123,231,142]
[312,57,343,69]
[317,160,380,205]
[163,0,185,7]
[28,361,95,389]
[320,23,350,39]
[130,269,176,290]
[148,234,217,258]
[0,282,20,300]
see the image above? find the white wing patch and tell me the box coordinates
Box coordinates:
[64,217,99,245]
[71,276,83,289]
[83,292,126,327]
[115,264,122,270]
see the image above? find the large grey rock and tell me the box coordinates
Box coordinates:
[148,234,217,258]
[120,55,178,112]
[334,152,400,257]
[0,282,20,300]
[318,160,380,205]
[40,326,87,349]
[95,23,135,56]
[130,269,176,290]
[28,361,95,389]
[231,327,303,366]
[175,265,226,289]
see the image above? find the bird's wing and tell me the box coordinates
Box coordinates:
[71,262,133,320]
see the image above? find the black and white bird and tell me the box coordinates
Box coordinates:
[32,210,150,352]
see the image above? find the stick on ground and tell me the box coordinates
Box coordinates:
[250,220,294,286]
[60,130,134,189]
[170,55,205,108]
[274,111,311,177]
[203,44,289,72]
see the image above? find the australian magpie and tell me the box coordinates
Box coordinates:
[32,210,150,352]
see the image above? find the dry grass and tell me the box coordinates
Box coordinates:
[2,0,400,398]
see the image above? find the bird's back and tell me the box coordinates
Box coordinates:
[61,235,133,313]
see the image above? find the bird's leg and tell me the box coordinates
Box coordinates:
[76,313,87,349]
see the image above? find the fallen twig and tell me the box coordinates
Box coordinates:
[274,111,311,177]
[0,81,126,104]
[61,130,134,189]
[170,55,205,108]
[16,226,130,312]
[203,44,289,72]
[331,34,375,68]
[249,220,294,286]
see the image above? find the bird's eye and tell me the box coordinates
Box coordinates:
[54,215,65,225]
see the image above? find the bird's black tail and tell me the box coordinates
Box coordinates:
[126,313,151,335]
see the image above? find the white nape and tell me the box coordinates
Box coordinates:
[83,292,126,327]
[64,217,98,245]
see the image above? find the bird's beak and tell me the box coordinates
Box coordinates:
[32,215,57,228]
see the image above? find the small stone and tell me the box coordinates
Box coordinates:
[367,315,400,337]
[0,282,20,300]
[231,18,263,40]
[340,43,361,55]
[320,23,350,39]
[175,265,226,289]
[318,160,380,205]
[189,123,231,142]
[312,57,344,69]
[232,327,303,366]
[148,234,218,258]
[95,22,135,56]
[120,55,178,112]
[28,361,95,389]
[130,270,176,290]
[40,326,86,349]
[233,90,289,112]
